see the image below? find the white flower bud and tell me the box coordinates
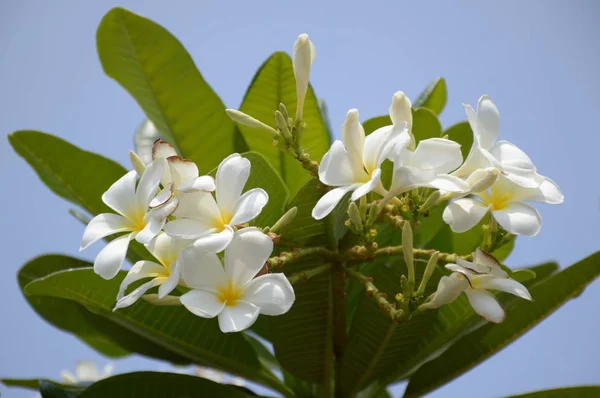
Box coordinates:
[129,150,146,176]
[389,91,413,131]
[225,109,279,138]
[293,33,316,122]
[466,167,500,193]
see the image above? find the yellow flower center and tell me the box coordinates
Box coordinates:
[212,211,232,230]
[479,189,513,211]
[217,281,242,307]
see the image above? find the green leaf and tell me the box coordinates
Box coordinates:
[18,254,188,362]
[412,108,443,142]
[507,386,600,398]
[97,7,247,172]
[8,130,151,263]
[79,372,251,397]
[238,52,330,196]
[363,116,391,136]
[279,179,325,244]
[24,268,288,395]
[1,379,84,397]
[404,252,600,397]
[413,78,447,115]
[444,121,473,161]
[426,221,484,255]
[241,152,288,228]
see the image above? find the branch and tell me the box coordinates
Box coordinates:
[346,268,404,322]
[267,246,336,269]
[346,245,473,264]
[287,264,332,284]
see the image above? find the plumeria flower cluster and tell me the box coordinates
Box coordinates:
[81,140,295,333]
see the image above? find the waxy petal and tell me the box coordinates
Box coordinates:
[390,166,437,195]
[179,246,227,289]
[225,228,273,287]
[178,175,216,193]
[135,215,164,245]
[341,109,365,170]
[230,188,269,225]
[472,95,500,150]
[192,226,234,253]
[319,140,362,186]
[364,123,407,173]
[489,141,535,171]
[164,219,216,240]
[473,275,532,300]
[80,213,132,251]
[443,198,489,233]
[158,260,181,299]
[389,91,412,131]
[136,158,166,209]
[102,171,138,218]
[217,301,260,333]
[216,153,250,216]
[114,278,164,310]
[167,156,199,187]
[146,233,193,268]
[465,289,505,323]
[243,273,295,316]
[411,138,463,173]
[181,290,225,318]
[75,361,99,382]
[492,201,542,236]
[152,139,178,160]
[350,169,382,201]
[94,232,133,280]
[311,184,359,220]
[427,175,470,193]
[422,273,469,309]
[173,191,221,221]
[117,260,166,300]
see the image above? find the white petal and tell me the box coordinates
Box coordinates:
[94,233,133,280]
[117,260,166,300]
[192,226,234,253]
[230,188,269,225]
[389,91,412,131]
[453,147,496,179]
[158,260,181,299]
[135,215,164,245]
[492,202,542,236]
[513,175,564,205]
[181,289,225,318]
[129,150,146,176]
[136,158,166,209]
[216,153,250,216]
[421,273,468,309]
[475,95,500,150]
[164,219,215,240]
[443,198,489,233]
[390,166,436,195]
[167,156,199,187]
[473,248,507,277]
[173,191,221,221]
[473,275,532,300]
[341,109,365,170]
[179,245,227,289]
[61,370,77,384]
[142,294,182,306]
[465,167,500,193]
[225,228,273,287]
[243,273,295,315]
[114,278,164,310]
[502,165,540,188]
[411,138,463,173]
[427,175,470,193]
[152,139,178,160]
[465,289,505,323]
[217,301,260,333]
[489,141,535,170]
[75,361,98,382]
[364,123,407,173]
[350,169,382,201]
[311,185,358,220]
[146,233,193,267]
[178,175,216,193]
[149,187,174,208]
[453,257,493,275]
[319,140,363,186]
[102,171,138,217]
[80,213,132,251]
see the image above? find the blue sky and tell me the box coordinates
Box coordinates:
[1,1,599,397]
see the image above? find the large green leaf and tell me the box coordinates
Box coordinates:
[279,179,325,244]
[97,7,247,172]
[1,378,84,397]
[18,254,188,362]
[444,121,473,161]
[24,268,288,395]
[412,78,447,115]
[240,152,288,228]
[79,372,250,397]
[8,130,150,263]
[403,251,600,397]
[507,386,600,398]
[238,52,330,196]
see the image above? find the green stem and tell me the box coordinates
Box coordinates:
[346,269,404,321]
[346,245,473,264]
[288,264,332,284]
[267,246,335,269]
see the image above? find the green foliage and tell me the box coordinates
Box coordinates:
[238,52,330,196]
[23,267,288,394]
[1,379,85,397]
[444,121,473,160]
[97,7,247,173]
[404,252,600,397]
[412,77,447,115]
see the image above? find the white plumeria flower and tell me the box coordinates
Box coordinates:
[149,139,216,208]
[114,233,193,310]
[80,160,173,280]
[386,136,470,200]
[443,174,563,236]
[179,228,295,333]
[60,361,113,384]
[293,33,316,121]
[453,95,545,189]
[164,153,268,253]
[312,98,409,220]
[422,249,532,323]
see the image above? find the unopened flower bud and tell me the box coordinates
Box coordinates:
[275,110,293,142]
[129,150,146,176]
[293,33,315,122]
[270,207,298,234]
[466,167,500,193]
[419,190,441,214]
[278,103,289,121]
[226,109,279,138]
[348,202,363,233]
[390,91,413,131]
[402,222,414,269]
